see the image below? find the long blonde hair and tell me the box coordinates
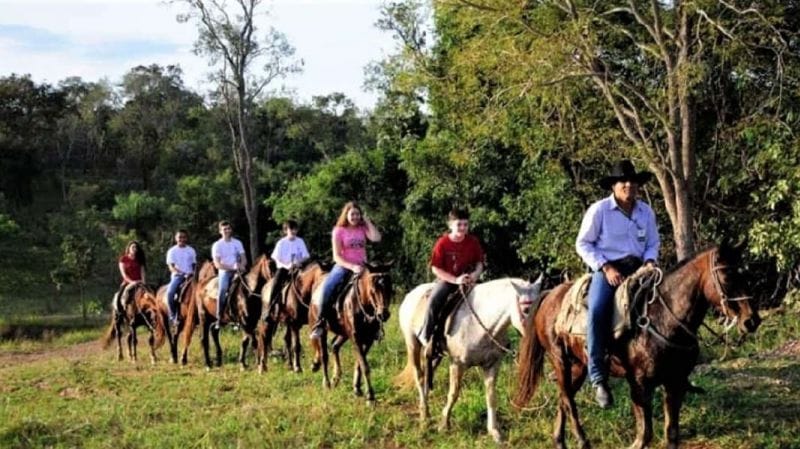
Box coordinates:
[334,201,363,228]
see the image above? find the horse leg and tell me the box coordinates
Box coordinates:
[115,321,124,362]
[212,325,223,367]
[239,331,251,371]
[148,327,158,365]
[291,325,302,373]
[663,382,687,449]
[283,325,293,369]
[553,352,590,449]
[351,337,376,404]
[255,322,266,374]
[331,334,348,388]
[438,362,464,433]
[168,324,178,364]
[320,330,331,389]
[201,319,213,370]
[406,335,428,421]
[482,362,503,442]
[627,377,654,449]
[128,326,137,362]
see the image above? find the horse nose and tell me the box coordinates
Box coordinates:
[382,310,391,321]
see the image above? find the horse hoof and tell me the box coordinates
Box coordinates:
[311,361,321,372]
[353,388,363,397]
[205,366,212,372]
[323,380,331,389]
[293,366,302,373]
[437,420,449,432]
[367,398,376,407]
[240,365,246,372]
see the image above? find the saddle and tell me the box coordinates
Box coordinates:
[201,273,245,323]
[555,266,660,339]
[412,285,471,353]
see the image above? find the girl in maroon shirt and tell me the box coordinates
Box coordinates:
[418,208,485,354]
[115,241,147,311]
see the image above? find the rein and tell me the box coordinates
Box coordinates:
[635,253,748,351]
[350,272,389,340]
[459,284,516,357]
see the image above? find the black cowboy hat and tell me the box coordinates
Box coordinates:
[599,159,653,190]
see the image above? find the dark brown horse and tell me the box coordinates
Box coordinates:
[514,245,761,449]
[102,283,167,364]
[194,257,272,370]
[257,259,330,373]
[308,263,393,403]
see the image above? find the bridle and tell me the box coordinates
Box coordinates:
[709,250,752,331]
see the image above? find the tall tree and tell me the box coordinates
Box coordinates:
[112,64,202,189]
[435,0,793,260]
[174,0,301,258]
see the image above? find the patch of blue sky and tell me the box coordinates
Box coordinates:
[0,24,70,52]
[81,40,180,60]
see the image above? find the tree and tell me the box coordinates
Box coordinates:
[432,0,793,260]
[174,0,302,259]
[111,65,202,189]
[53,235,98,320]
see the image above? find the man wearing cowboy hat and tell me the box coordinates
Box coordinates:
[576,159,660,408]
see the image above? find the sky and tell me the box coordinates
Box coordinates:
[0,0,400,110]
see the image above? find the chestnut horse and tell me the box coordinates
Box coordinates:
[308,263,393,403]
[257,259,330,373]
[514,245,761,449]
[102,283,167,364]
[194,256,272,370]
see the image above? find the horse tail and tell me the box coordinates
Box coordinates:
[513,299,546,408]
[393,351,417,390]
[101,314,117,349]
[151,305,167,349]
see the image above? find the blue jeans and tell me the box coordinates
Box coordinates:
[217,270,235,322]
[319,264,353,320]
[166,274,187,322]
[587,269,615,385]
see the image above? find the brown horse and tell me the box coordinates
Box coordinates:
[154,278,200,365]
[308,263,393,403]
[194,258,271,370]
[257,259,330,373]
[102,283,167,364]
[514,245,761,449]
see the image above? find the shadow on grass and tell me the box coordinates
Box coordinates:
[0,315,106,341]
[684,358,800,446]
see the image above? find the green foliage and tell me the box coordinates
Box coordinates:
[52,234,99,319]
[112,191,169,234]
[268,147,407,265]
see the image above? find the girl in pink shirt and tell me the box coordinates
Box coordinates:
[311,201,381,340]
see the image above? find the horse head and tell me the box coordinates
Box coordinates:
[362,262,393,321]
[704,242,761,334]
[511,274,544,318]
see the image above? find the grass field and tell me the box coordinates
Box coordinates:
[2,233,800,448]
[2,301,800,449]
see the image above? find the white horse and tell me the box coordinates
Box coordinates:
[395,276,543,442]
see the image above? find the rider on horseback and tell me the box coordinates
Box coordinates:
[310,201,381,341]
[269,220,310,312]
[211,220,247,329]
[165,229,196,329]
[417,207,484,358]
[576,160,660,409]
[116,241,147,314]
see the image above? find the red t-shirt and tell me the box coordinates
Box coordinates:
[429,234,485,276]
[119,255,143,281]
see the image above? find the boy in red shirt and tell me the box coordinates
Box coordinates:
[418,208,485,355]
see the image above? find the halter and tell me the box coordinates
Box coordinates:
[235,271,262,298]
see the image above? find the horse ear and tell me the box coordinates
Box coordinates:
[531,273,544,296]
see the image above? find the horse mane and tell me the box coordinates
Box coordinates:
[197,260,216,283]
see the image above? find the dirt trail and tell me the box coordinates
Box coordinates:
[0,339,102,367]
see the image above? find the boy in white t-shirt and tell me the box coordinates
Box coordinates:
[211,220,247,328]
[165,229,197,326]
[269,220,310,309]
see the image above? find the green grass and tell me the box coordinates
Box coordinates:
[1,303,800,449]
